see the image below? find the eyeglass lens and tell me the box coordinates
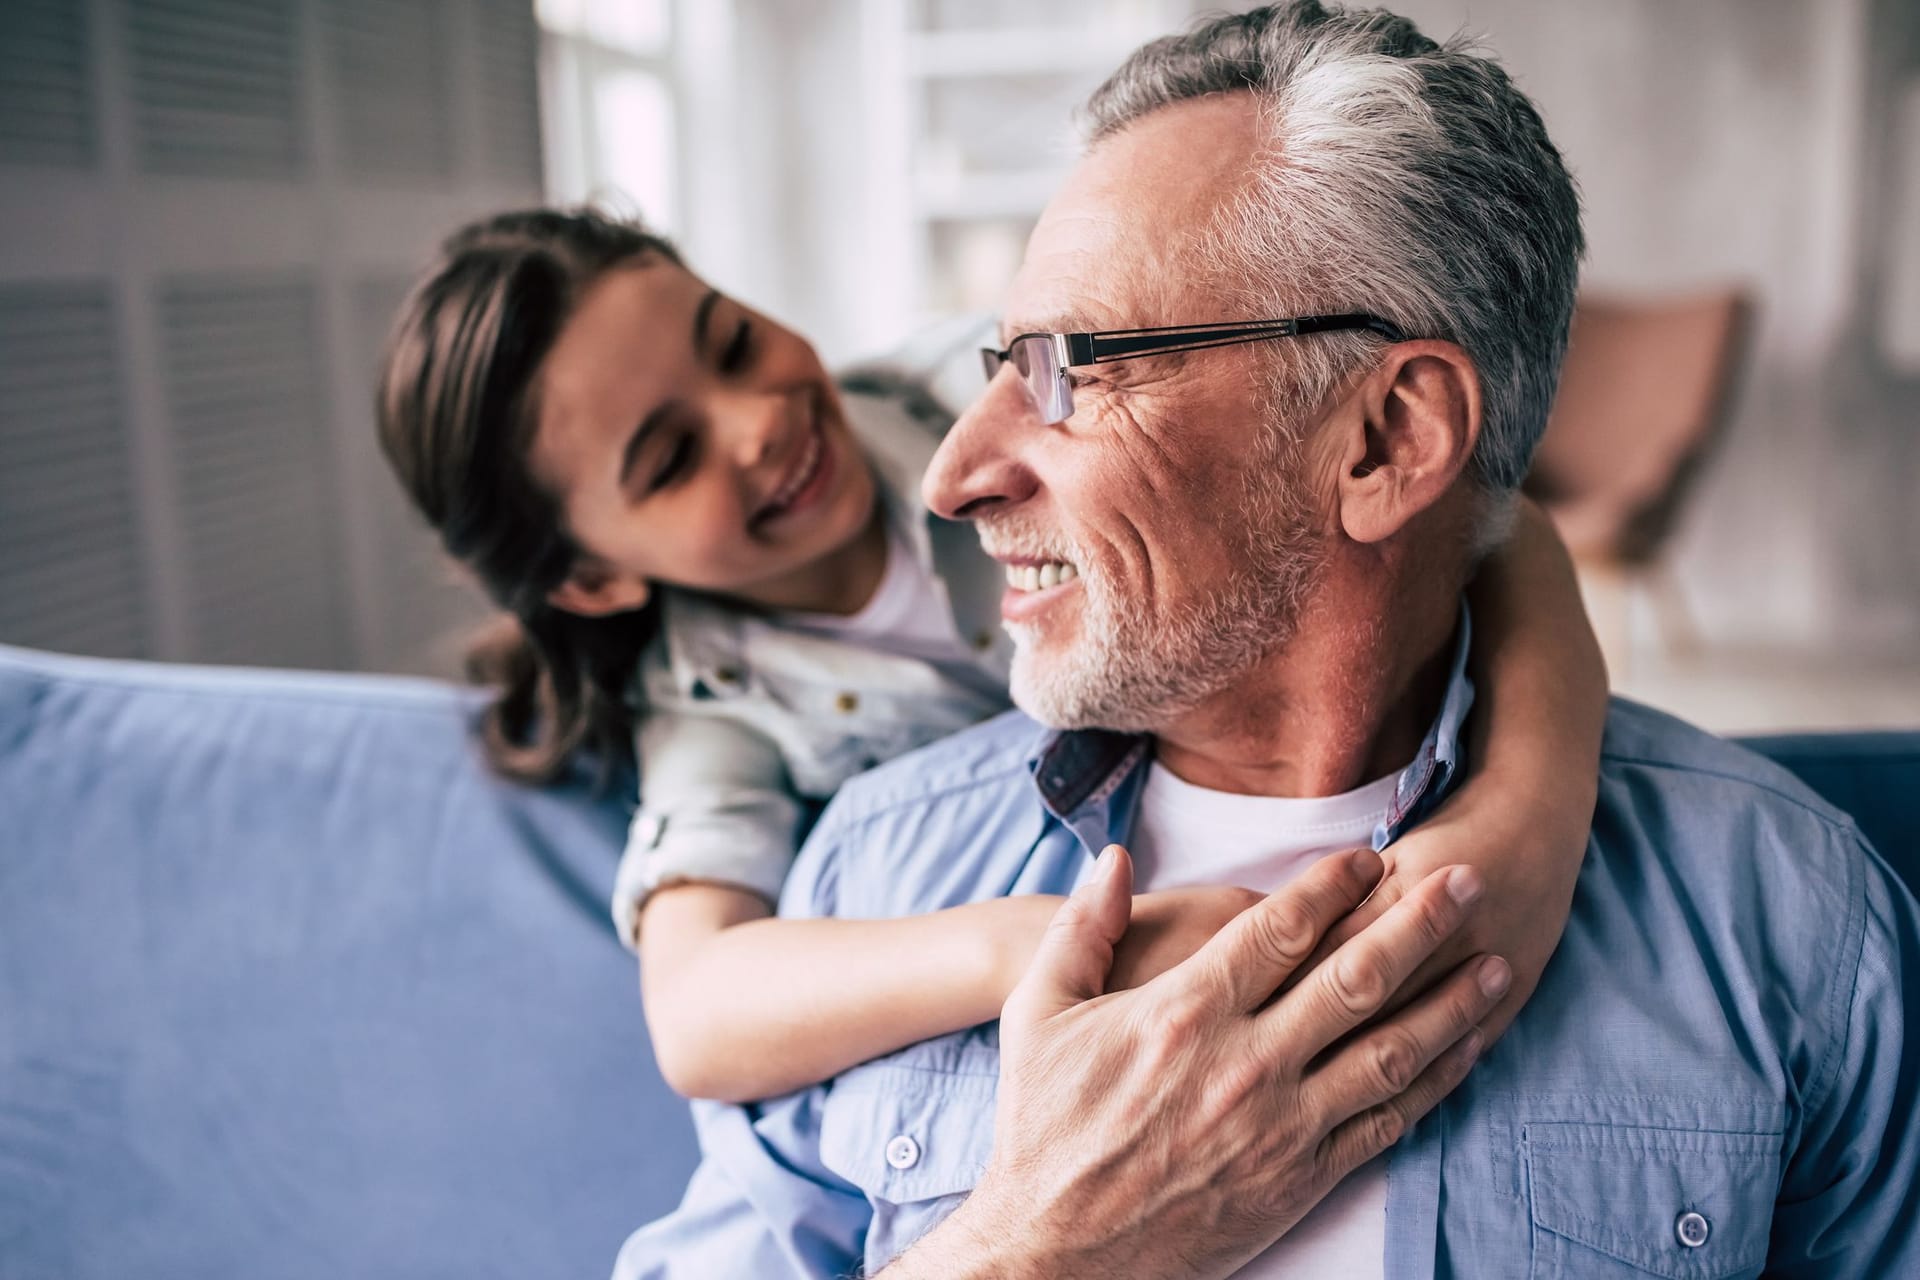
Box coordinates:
[1013,334,1070,423]
[982,337,1072,424]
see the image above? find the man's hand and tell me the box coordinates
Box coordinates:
[885,843,1505,1279]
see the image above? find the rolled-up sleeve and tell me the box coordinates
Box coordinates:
[1767,834,1920,1275]
[611,709,803,950]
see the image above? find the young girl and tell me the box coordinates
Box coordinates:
[376,207,1607,1103]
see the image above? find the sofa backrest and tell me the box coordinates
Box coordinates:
[0,646,694,1279]
[1,643,1914,1277]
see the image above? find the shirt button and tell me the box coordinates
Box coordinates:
[1675,1211,1711,1248]
[835,691,860,713]
[885,1134,920,1170]
[713,666,742,687]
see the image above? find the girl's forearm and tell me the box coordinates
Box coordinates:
[1356,499,1609,1046]
[1460,496,1608,838]
[639,885,1061,1102]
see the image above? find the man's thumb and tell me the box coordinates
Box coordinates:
[1006,844,1134,1025]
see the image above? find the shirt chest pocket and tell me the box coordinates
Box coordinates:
[1523,1123,1781,1280]
[817,1053,999,1269]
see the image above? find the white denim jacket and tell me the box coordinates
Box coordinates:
[611,321,1012,947]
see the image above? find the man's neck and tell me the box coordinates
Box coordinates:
[1150,570,1461,799]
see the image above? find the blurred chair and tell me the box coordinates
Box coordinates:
[1524,290,1755,670]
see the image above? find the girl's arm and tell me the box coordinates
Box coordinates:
[624,708,1081,1102]
[639,885,1063,1101]
[641,881,1268,1102]
[1308,495,1608,1040]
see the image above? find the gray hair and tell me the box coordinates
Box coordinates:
[1083,1,1584,497]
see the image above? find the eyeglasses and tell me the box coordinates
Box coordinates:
[980,312,1407,425]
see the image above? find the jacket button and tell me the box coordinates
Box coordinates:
[885,1134,920,1170]
[1675,1211,1710,1248]
[713,666,742,686]
[835,692,860,713]
[972,629,995,651]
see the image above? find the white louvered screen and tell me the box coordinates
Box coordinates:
[0,283,151,658]
[349,275,488,674]
[0,0,96,168]
[323,0,454,180]
[475,0,543,188]
[2,0,542,675]
[125,0,303,178]
[157,276,350,668]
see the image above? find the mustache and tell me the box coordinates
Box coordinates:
[973,513,1083,565]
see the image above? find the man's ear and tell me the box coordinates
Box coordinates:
[546,557,652,617]
[1334,340,1482,545]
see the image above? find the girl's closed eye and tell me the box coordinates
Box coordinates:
[650,434,697,492]
[720,317,754,374]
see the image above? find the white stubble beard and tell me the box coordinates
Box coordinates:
[990,426,1327,733]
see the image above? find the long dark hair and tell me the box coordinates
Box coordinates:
[376,207,678,783]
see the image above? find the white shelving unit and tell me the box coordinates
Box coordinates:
[857,1,1194,339]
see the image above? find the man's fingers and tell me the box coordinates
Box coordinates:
[1184,847,1386,1013]
[1002,844,1135,1029]
[1261,865,1481,1057]
[1315,1024,1483,1179]
[1301,951,1508,1124]
[1285,854,1404,990]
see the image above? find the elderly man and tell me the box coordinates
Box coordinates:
[616,4,1920,1277]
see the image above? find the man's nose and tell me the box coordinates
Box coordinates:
[923,370,1040,520]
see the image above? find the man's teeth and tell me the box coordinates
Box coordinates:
[1005,562,1079,591]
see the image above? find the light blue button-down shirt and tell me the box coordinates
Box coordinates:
[613,619,1920,1279]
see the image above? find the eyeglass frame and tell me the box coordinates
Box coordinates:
[980,312,1408,425]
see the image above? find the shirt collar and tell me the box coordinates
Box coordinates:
[1027,603,1476,857]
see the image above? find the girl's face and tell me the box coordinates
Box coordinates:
[529,256,878,616]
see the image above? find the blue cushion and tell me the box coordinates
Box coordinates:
[1,642,1915,1276]
[1732,731,1919,891]
[0,645,694,1279]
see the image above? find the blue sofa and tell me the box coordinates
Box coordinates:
[2,643,1915,1278]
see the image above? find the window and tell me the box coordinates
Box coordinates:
[537,0,678,230]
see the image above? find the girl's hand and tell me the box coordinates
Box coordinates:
[1107,885,1268,991]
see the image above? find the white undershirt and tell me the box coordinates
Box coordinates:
[1127,760,1405,1280]
[782,516,989,690]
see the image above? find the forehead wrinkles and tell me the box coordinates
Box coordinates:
[1014,139,1240,333]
